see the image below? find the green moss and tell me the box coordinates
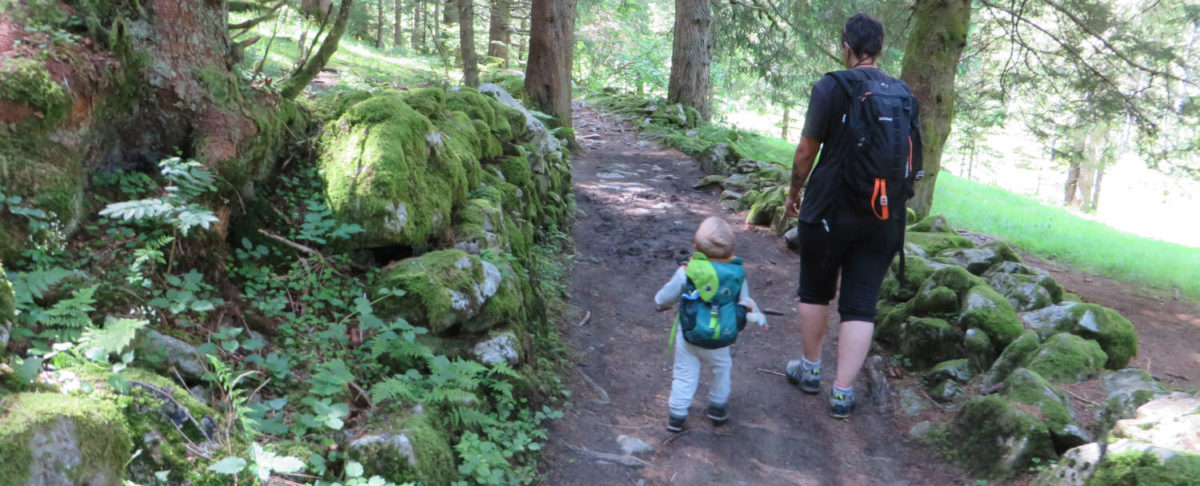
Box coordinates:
[880,254,937,302]
[908,214,957,233]
[447,87,501,127]
[746,189,785,227]
[982,330,1041,388]
[400,87,448,118]
[875,303,909,345]
[472,119,504,160]
[1059,304,1138,369]
[371,250,500,334]
[500,155,532,187]
[0,393,133,485]
[926,265,987,298]
[0,58,72,126]
[899,317,958,369]
[1027,333,1107,384]
[964,328,994,374]
[947,395,1056,479]
[348,412,456,484]
[959,285,1024,348]
[436,111,484,191]
[910,285,960,317]
[464,261,526,334]
[320,92,466,248]
[925,358,972,384]
[1003,368,1087,452]
[905,231,975,255]
[1088,451,1200,485]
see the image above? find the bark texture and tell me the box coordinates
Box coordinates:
[524,0,576,132]
[667,0,712,121]
[488,0,511,65]
[899,0,972,217]
[458,0,479,86]
[393,0,403,47]
[412,0,424,51]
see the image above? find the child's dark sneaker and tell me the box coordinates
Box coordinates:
[706,403,729,425]
[786,359,821,394]
[667,414,687,432]
[830,388,855,419]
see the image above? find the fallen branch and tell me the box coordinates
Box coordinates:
[755,368,787,377]
[567,445,650,468]
[762,308,785,316]
[1165,372,1189,381]
[575,366,610,405]
[661,429,690,446]
[575,310,592,327]
[257,229,364,275]
[1062,388,1099,406]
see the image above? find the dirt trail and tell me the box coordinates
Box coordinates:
[540,104,964,485]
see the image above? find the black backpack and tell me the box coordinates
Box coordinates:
[826,70,921,221]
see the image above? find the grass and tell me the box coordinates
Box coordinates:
[931,172,1200,301]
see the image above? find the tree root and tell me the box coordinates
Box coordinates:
[575,366,610,404]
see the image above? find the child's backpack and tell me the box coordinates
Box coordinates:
[677,253,747,349]
[826,69,921,221]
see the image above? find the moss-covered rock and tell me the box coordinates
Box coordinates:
[940,240,1022,275]
[400,87,447,118]
[879,254,940,303]
[982,330,1041,389]
[372,250,505,334]
[1027,333,1107,384]
[905,231,974,255]
[899,317,958,369]
[1102,369,1168,420]
[947,395,1057,479]
[927,380,967,403]
[875,303,909,346]
[1088,450,1200,486]
[461,260,526,334]
[1021,302,1137,369]
[320,92,471,249]
[924,265,988,299]
[1,261,13,350]
[745,188,785,227]
[959,285,1024,349]
[0,393,133,486]
[964,328,995,374]
[346,412,456,485]
[910,285,960,318]
[1003,368,1090,452]
[907,214,957,233]
[982,262,1062,311]
[925,358,972,384]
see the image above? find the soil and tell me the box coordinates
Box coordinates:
[541,104,966,485]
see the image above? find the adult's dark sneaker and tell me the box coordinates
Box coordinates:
[830,390,855,419]
[667,414,687,433]
[706,403,729,425]
[786,359,821,395]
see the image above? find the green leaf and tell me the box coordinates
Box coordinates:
[207,457,247,475]
[310,359,355,396]
[77,318,148,361]
[345,461,364,479]
[14,356,43,383]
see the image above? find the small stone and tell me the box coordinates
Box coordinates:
[1101,368,1167,419]
[470,332,520,366]
[617,435,654,457]
[135,330,206,382]
[909,420,934,439]
[900,388,929,417]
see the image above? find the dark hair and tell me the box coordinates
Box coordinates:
[842,13,884,59]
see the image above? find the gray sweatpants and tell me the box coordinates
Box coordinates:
[669,325,732,417]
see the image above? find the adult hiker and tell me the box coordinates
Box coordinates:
[782,13,923,419]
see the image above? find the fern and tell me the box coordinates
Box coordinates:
[99,157,219,236]
[77,317,148,361]
[42,284,98,341]
[9,267,76,307]
[370,376,419,403]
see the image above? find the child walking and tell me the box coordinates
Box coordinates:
[654,216,766,432]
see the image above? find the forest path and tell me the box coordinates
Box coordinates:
[539,103,965,485]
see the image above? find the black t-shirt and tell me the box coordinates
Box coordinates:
[798,68,922,223]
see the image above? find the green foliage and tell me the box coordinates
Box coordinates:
[99,157,220,236]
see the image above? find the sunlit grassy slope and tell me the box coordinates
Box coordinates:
[931,172,1200,301]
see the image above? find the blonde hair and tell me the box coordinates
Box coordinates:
[694,216,736,259]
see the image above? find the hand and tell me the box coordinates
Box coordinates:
[784,191,802,218]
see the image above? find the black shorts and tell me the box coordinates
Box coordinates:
[797,213,902,323]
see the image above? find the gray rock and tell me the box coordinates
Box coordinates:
[1021,302,1079,338]
[135,330,206,381]
[470,332,520,366]
[982,330,1041,390]
[924,359,972,384]
[1032,442,1102,486]
[909,420,934,440]
[349,433,417,467]
[927,380,967,403]
[783,226,800,252]
[1101,368,1167,419]
[939,240,1021,275]
[617,435,654,457]
[900,388,929,417]
[1112,393,1200,455]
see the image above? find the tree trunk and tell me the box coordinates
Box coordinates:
[781,105,790,139]
[443,0,457,23]
[394,0,403,48]
[517,15,527,63]
[899,0,972,218]
[412,0,423,51]
[524,0,576,137]
[1091,167,1104,211]
[281,0,356,99]
[488,0,511,66]
[459,0,479,86]
[667,0,712,121]
[376,0,385,48]
[1064,161,1081,207]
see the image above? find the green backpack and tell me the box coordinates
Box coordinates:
[675,253,747,349]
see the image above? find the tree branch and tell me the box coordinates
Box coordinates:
[229,0,288,31]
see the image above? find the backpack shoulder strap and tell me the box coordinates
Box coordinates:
[825,70,862,98]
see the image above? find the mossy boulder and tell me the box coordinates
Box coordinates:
[1021,302,1137,369]
[1102,369,1168,420]
[879,254,940,303]
[745,188,785,227]
[1088,450,1200,486]
[924,358,972,384]
[910,285,960,318]
[982,330,1041,389]
[400,87,447,118]
[927,380,967,403]
[1026,333,1107,384]
[940,240,1022,275]
[905,231,974,255]
[1003,368,1090,452]
[964,328,995,374]
[1,261,13,350]
[371,250,505,334]
[875,303,909,346]
[898,317,958,369]
[959,285,1024,349]
[983,262,1062,311]
[346,412,456,485]
[947,395,1057,479]
[460,260,526,334]
[924,265,988,299]
[319,92,471,249]
[907,214,957,233]
[0,393,133,486]
[115,368,219,483]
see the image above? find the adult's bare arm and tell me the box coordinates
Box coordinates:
[785,136,821,218]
